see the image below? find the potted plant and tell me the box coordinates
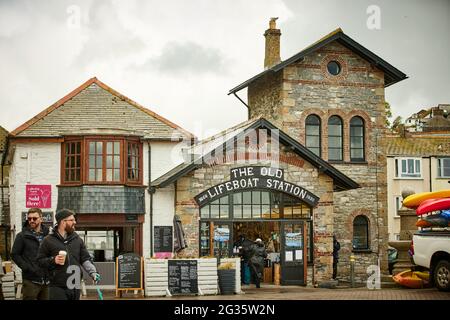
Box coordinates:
[217,262,235,295]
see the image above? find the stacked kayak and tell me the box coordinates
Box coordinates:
[402,190,450,228]
[392,270,430,289]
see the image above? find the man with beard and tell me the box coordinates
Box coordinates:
[37,208,100,300]
[11,208,50,300]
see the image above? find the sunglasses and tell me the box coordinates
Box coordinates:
[27,217,40,221]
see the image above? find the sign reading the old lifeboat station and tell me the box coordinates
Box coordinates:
[194,166,319,208]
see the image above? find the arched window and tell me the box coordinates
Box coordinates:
[350,116,365,161]
[353,215,369,250]
[328,116,343,161]
[305,115,321,156]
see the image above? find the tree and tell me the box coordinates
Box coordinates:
[391,116,404,133]
[384,102,393,128]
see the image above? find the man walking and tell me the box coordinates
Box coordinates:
[37,208,100,300]
[332,235,341,280]
[11,208,50,300]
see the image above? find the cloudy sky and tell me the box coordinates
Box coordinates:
[0,0,449,138]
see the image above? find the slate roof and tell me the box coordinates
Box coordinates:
[10,78,194,141]
[229,28,408,94]
[385,133,450,156]
[151,117,360,191]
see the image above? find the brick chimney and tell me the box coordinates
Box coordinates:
[264,18,281,69]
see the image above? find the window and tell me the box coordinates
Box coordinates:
[200,191,312,220]
[438,158,450,178]
[127,142,140,181]
[328,116,343,161]
[394,196,403,217]
[327,61,341,76]
[61,137,142,185]
[350,116,365,161]
[395,158,422,178]
[305,114,321,156]
[63,141,81,182]
[353,215,369,250]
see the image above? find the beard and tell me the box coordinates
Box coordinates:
[65,223,75,234]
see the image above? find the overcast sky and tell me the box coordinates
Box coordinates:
[0,0,449,138]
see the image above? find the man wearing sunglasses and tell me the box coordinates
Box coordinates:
[11,207,50,300]
[37,208,100,300]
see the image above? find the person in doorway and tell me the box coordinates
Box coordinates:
[37,209,100,300]
[332,235,341,280]
[248,238,267,288]
[11,208,50,300]
[234,234,254,284]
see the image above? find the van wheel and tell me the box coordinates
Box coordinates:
[434,260,450,292]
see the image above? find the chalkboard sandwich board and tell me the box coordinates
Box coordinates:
[168,259,198,295]
[115,253,144,297]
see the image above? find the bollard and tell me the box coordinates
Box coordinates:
[350,255,355,288]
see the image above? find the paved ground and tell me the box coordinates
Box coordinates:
[82,284,450,300]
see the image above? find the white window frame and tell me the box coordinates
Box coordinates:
[438,158,450,178]
[395,157,422,178]
[394,196,403,217]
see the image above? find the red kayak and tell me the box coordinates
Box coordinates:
[416,198,450,215]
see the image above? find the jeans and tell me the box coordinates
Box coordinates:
[22,279,49,300]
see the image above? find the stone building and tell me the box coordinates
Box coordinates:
[0,125,10,260]
[227,21,407,282]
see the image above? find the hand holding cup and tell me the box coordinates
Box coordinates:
[55,250,67,265]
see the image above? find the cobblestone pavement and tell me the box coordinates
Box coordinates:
[83,285,450,300]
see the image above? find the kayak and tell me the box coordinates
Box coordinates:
[416,198,450,215]
[403,190,450,209]
[393,270,429,289]
[416,213,450,228]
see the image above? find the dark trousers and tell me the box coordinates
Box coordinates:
[23,279,49,300]
[333,262,338,279]
[49,286,81,300]
[249,264,261,288]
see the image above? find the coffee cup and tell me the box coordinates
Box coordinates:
[59,250,67,264]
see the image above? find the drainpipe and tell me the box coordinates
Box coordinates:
[428,156,432,192]
[147,141,154,257]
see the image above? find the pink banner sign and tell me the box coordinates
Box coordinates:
[154,252,172,259]
[26,185,52,208]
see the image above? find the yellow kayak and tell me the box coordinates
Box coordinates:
[402,190,450,208]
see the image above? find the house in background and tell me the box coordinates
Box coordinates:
[386,117,450,241]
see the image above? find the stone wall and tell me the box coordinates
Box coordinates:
[247,40,389,282]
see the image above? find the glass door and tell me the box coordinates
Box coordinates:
[280,221,306,285]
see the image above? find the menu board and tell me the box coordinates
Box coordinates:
[168,260,198,295]
[154,226,173,253]
[116,253,142,290]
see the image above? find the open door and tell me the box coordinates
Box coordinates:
[280,221,306,285]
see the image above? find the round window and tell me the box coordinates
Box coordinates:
[327,61,341,76]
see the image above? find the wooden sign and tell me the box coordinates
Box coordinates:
[115,253,143,297]
[168,260,198,295]
[154,226,173,253]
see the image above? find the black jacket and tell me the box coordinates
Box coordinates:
[11,223,50,283]
[37,228,93,288]
[248,243,268,275]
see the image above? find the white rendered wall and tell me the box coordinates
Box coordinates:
[9,143,61,235]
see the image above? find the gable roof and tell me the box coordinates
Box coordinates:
[10,77,194,141]
[151,117,360,191]
[229,28,408,95]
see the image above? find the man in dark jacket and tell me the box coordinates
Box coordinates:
[37,209,100,300]
[11,208,50,300]
[248,238,267,288]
